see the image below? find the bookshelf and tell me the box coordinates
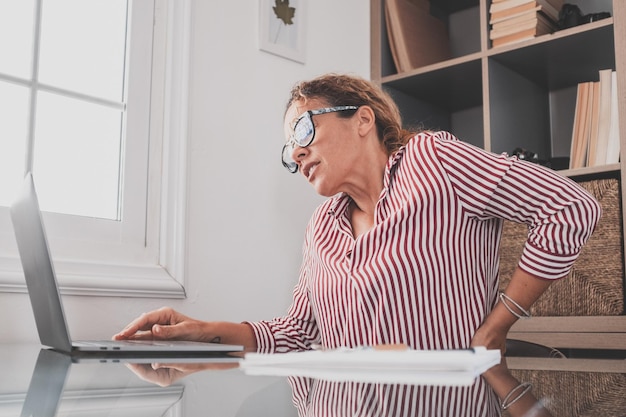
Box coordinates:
[371,0,625,350]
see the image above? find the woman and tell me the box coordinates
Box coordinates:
[114,73,599,413]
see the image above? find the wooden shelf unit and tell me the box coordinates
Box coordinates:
[371,0,626,349]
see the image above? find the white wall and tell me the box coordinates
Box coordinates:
[0,0,370,343]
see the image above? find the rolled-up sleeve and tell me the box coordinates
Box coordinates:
[436,132,602,280]
[490,159,602,279]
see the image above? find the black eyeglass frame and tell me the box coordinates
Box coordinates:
[281,105,359,173]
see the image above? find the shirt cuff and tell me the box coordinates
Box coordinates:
[519,242,581,280]
[244,321,276,353]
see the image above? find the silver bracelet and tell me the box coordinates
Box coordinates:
[499,292,531,319]
[502,382,533,410]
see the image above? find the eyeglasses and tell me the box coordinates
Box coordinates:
[281,105,359,173]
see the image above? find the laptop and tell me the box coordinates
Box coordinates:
[10,172,243,357]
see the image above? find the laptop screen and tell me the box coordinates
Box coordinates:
[10,172,74,352]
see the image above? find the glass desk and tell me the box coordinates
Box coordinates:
[1,344,624,417]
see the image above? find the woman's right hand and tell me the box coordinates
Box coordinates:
[112,307,211,342]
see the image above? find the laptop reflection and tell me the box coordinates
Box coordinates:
[20,349,184,417]
[21,349,70,417]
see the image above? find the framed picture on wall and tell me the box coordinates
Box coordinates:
[259,0,306,64]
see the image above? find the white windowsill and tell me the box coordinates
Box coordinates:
[0,255,185,298]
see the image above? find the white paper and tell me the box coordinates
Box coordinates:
[240,346,501,386]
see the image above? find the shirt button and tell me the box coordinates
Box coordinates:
[346,250,352,258]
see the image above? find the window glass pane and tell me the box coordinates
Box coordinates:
[38,0,127,101]
[0,0,35,78]
[33,91,123,220]
[0,81,30,206]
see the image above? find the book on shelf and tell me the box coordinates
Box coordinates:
[490,11,555,40]
[491,3,543,23]
[490,16,555,47]
[489,0,559,48]
[489,0,563,22]
[590,69,613,166]
[606,71,621,164]
[384,0,451,73]
[491,9,540,31]
[586,81,600,167]
[569,70,620,169]
[569,81,592,169]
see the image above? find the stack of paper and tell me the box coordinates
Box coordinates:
[240,346,501,386]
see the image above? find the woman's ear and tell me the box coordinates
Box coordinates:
[356,106,376,137]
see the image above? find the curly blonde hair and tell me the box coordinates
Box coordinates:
[285,73,418,154]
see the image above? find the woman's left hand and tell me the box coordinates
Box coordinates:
[470,320,508,354]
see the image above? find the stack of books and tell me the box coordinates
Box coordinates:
[569,69,621,169]
[489,0,563,47]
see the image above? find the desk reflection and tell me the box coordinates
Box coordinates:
[123,356,549,417]
[6,346,626,417]
[288,377,500,417]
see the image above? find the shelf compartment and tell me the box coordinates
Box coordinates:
[488,58,553,157]
[383,57,484,147]
[382,58,483,111]
[487,19,616,162]
[377,0,481,77]
[488,19,615,90]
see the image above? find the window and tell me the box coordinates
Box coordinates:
[0,0,130,216]
[0,0,191,298]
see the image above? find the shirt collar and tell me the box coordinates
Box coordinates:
[384,145,406,190]
[326,193,352,218]
[325,144,408,219]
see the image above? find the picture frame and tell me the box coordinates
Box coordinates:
[259,0,306,64]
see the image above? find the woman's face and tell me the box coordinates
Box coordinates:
[283,99,361,197]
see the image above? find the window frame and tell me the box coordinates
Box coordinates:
[0,0,191,298]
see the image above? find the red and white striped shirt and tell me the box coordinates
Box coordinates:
[249,131,601,352]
